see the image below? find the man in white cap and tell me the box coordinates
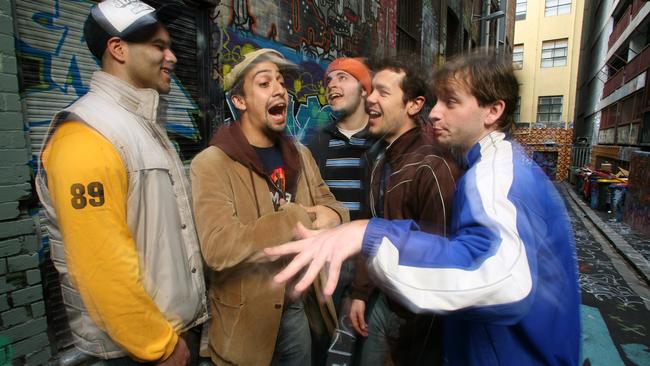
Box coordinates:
[190,48,349,365]
[36,1,207,365]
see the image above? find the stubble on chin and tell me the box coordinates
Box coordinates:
[449,145,466,167]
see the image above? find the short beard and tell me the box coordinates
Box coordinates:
[330,108,348,121]
[450,145,467,168]
[263,119,285,140]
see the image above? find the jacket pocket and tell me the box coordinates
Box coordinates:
[210,294,243,339]
[210,277,243,339]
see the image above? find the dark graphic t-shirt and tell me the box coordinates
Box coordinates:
[254,145,291,210]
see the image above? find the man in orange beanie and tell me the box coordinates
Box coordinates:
[305,57,375,365]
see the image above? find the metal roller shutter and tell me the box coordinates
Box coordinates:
[14,0,212,354]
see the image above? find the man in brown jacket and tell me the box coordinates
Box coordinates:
[190,49,349,365]
[348,58,462,365]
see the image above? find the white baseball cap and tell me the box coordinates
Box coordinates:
[84,0,181,59]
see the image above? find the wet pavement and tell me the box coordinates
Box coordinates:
[558,183,650,366]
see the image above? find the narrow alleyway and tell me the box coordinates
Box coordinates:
[558,183,650,366]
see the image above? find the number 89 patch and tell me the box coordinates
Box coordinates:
[70,182,105,209]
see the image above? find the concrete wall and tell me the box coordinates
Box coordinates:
[574,0,613,144]
[0,0,51,364]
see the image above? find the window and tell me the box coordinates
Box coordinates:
[513,45,524,69]
[545,0,571,16]
[537,96,563,123]
[514,97,521,123]
[516,0,527,20]
[396,1,421,54]
[541,39,568,67]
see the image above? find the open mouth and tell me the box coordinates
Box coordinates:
[367,110,382,119]
[268,103,287,121]
[328,92,343,102]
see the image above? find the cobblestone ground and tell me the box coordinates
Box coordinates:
[559,184,650,366]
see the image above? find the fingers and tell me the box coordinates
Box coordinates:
[349,301,368,337]
[179,337,190,366]
[358,311,368,336]
[295,221,321,239]
[264,238,304,258]
[301,205,318,221]
[303,205,317,213]
[293,248,329,292]
[322,257,342,296]
[271,244,314,285]
[350,308,363,335]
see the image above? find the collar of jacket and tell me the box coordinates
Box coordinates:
[465,130,506,167]
[90,71,163,123]
[384,126,429,165]
[209,121,301,193]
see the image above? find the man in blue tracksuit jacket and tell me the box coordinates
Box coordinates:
[266,52,581,365]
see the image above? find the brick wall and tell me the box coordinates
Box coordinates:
[0,0,51,364]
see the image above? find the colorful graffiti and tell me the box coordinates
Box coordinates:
[222,0,383,60]
[14,0,202,163]
[213,0,391,141]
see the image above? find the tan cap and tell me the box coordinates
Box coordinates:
[224,48,294,92]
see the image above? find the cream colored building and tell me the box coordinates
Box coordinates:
[512,0,585,181]
[513,0,585,128]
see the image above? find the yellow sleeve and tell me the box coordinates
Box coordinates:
[41,121,178,361]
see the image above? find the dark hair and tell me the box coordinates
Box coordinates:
[369,55,432,122]
[432,50,519,133]
[369,56,431,104]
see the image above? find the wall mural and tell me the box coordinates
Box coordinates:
[212,0,390,142]
[15,0,202,165]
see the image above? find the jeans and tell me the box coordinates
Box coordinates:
[271,299,312,366]
[356,293,441,366]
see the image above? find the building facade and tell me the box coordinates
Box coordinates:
[512,0,585,181]
[574,0,650,235]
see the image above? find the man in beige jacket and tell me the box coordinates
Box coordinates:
[190,49,349,365]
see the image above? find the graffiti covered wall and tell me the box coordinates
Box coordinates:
[211,0,394,142]
[625,152,650,236]
[15,0,207,163]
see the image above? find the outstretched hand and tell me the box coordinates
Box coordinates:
[264,220,369,296]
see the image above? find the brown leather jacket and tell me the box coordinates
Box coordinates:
[349,127,462,303]
[190,122,349,365]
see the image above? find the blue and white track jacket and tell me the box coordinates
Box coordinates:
[361,131,580,365]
